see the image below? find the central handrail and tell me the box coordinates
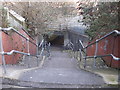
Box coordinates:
[65,41,74,50]
[39,39,44,48]
[39,39,45,56]
[39,39,51,57]
[79,40,85,49]
[0,27,38,47]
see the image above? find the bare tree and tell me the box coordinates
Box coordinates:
[4,2,77,36]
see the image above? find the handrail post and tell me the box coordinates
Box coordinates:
[27,38,30,54]
[79,49,82,61]
[2,53,6,74]
[0,31,7,74]
[93,40,98,68]
[84,48,87,68]
[40,39,44,56]
[27,38,30,67]
[36,38,39,55]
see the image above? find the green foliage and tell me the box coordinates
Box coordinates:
[82,2,119,40]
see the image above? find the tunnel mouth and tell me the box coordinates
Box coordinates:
[48,31,64,47]
[49,35,64,47]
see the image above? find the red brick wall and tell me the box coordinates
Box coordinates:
[87,34,120,68]
[0,29,37,64]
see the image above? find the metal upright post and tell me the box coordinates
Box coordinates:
[79,49,82,61]
[27,38,30,68]
[84,48,87,68]
[27,38,30,53]
[36,36,39,55]
[93,40,98,68]
[0,31,6,74]
[36,38,39,66]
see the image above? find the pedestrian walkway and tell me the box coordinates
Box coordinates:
[17,46,105,87]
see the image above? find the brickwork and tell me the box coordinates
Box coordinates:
[0,29,37,64]
[87,34,120,68]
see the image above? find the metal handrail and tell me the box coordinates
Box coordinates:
[65,41,74,50]
[0,27,39,74]
[39,39,45,56]
[0,50,38,57]
[83,54,120,61]
[78,30,120,68]
[0,27,38,47]
[79,40,85,50]
[84,30,120,49]
[39,39,44,48]
[83,30,120,60]
[39,39,50,57]
[0,50,38,74]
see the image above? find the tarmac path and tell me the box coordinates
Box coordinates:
[18,46,105,87]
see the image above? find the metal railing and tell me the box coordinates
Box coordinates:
[1,27,38,47]
[65,41,74,51]
[78,30,120,68]
[84,30,120,49]
[0,27,38,74]
[39,39,45,56]
[38,39,51,57]
[83,54,120,61]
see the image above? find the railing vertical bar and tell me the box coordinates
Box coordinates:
[110,36,116,67]
[79,49,82,61]
[93,40,98,68]
[0,31,6,74]
[84,48,87,68]
[27,38,30,67]
[2,54,6,74]
[27,38,30,54]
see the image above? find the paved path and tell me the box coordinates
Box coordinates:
[18,46,105,86]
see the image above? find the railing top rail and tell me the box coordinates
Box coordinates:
[79,40,85,49]
[38,39,44,48]
[84,54,120,61]
[22,28,34,40]
[84,30,120,49]
[0,27,38,47]
[0,50,38,58]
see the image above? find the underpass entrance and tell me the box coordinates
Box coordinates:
[49,35,64,46]
[48,31,64,47]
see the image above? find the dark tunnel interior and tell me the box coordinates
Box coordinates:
[49,35,64,47]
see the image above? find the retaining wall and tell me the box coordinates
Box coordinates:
[87,34,120,68]
[0,29,37,64]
